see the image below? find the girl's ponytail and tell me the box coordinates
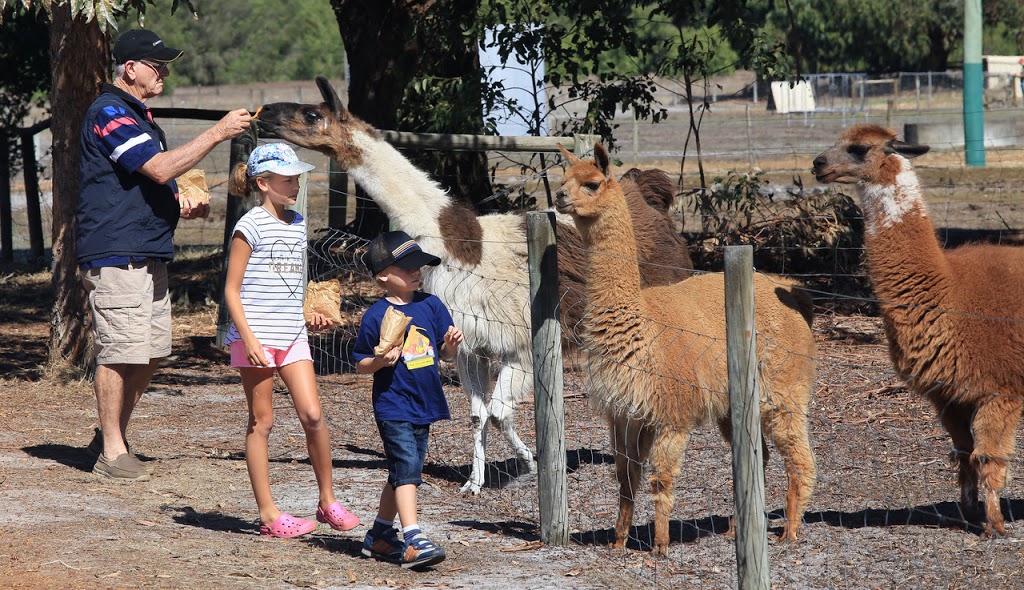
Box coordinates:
[228,162,251,198]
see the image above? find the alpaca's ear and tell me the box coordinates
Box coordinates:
[594,143,611,178]
[316,76,346,116]
[887,140,930,159]
[557,144,580,166]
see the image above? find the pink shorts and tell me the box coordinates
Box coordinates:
[229,339,312,368]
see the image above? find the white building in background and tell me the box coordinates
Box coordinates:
[982,55,1024,100]
[770,80,816,114]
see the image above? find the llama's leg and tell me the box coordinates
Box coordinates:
[648,426,689,557]
[969,394,1023,537]
[938,406,979,525]
[765,394,816,542]
[490,362,535,472]
[459,351,492,494]
[612,417,654,551]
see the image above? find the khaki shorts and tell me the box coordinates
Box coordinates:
[81,259,172,365]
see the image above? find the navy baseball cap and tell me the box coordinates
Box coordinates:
[112,29,183,64]
[365,231,441,277]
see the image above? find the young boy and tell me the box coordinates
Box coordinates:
[353,230,464,570]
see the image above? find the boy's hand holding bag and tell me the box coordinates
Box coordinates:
[375,306,411,355]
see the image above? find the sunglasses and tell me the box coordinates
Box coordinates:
[136,60,169,77]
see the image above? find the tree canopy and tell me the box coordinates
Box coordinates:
[115,0,347,87]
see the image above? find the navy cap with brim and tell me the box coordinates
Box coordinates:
[392,251,441,271]
[113,29,184,64]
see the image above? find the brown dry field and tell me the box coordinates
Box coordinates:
[5,82,1024,589]
[5,247,1024,589]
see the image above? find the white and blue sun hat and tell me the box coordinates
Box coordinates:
[246,143,315,177]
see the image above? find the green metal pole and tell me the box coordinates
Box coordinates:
[963,0,985,167]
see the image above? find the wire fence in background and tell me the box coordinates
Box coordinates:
[5,75,1024,587]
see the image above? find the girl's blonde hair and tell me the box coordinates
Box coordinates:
[228,162,272,202]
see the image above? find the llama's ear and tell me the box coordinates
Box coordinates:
[557,143,580,166]
[594,143,611,178]
[887,140,930,159]
[316,76,346,116]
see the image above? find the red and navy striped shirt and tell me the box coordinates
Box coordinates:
[77,84,180,267]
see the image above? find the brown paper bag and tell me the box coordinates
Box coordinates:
[177,168,211,205]
[374,306,411,355]
[303,279,343,325]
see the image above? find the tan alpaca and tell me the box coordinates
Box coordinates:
[255,77,693,495]
[556,144,818,556]
[813,125,1024,536]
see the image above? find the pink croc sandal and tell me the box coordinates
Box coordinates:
[259,513,317,538]
[316,501,360,531]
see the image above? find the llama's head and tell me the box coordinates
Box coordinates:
[554,143,619,224]
[812,124,929,186]
[255,76,377,168]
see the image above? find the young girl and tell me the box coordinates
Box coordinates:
[224,143,359,538]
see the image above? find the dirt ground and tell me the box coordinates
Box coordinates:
[5,81,1024,589]
[4,251,1024,590]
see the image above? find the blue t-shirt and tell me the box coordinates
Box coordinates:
[353,292,454,425]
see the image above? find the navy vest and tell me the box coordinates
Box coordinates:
[77,84,180,264]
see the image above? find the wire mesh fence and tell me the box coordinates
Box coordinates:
[7,75,1024,587]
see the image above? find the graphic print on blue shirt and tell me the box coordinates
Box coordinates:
[401,325,436,369]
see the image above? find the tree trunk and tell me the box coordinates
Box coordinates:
[328,0,490,236]
[47,5,106,371]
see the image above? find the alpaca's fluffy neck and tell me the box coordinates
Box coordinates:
[577,187,647,325]
[856,161,955,331]
[858,158,929,239]
[346,130,447,245]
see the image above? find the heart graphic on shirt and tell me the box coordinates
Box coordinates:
[268,239,304,298]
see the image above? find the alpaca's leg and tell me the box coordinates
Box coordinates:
[491,362,535,472]
[938,407,978,525]
[648,426,688,557]
[612,417,653,551]
[766,397,816,542]
[459,351,492,494]
[969,394,1023,537]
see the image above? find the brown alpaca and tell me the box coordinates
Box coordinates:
[255,77,693,495]
[813,124,1024,536]
[556,143,818,556]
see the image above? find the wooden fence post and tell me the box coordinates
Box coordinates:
[328,159,348,229]
[526,210,568,546]
[725,245,770,590]
[20,132,44,261]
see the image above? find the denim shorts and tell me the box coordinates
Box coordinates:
[376,420,430,488]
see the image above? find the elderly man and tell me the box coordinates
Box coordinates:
[78,29,251,480]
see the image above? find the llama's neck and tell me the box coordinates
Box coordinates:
[856,162,954,310]
[577,189,646,324]
[858,158,930,239]
[346,130,446,242]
